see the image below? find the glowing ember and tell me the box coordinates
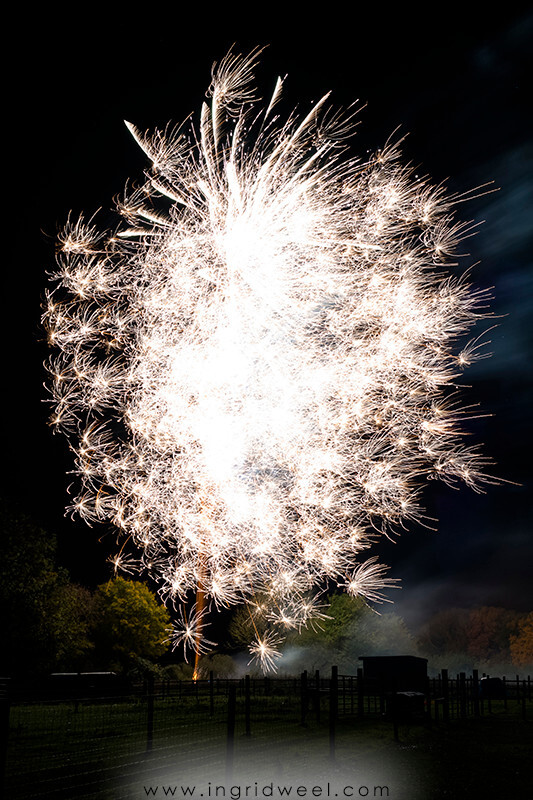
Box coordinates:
[44,48,495,671]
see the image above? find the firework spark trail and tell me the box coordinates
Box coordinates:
[44,48,496,671]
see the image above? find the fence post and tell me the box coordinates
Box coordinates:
[502,676,507,711]
[425,676,432,727]
[300,671,308,726]
[391,677,399,742]
[226,684,237,784]
[245,675,251,737]
[146,674,155,752]
[379,676,385,716]
[459,672,466,718]
[357,668,364,718]
[441,669,449,723]
[209,671,215,717]
[315,670,321,723]
[522,680,527,721]
[487,674,492,715]
[472,670,480,717]
[329,665,338,762]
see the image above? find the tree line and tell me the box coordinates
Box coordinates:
[1,500,531,678]
[0,501,169,677]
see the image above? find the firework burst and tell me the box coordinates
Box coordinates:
[44,48,495,670]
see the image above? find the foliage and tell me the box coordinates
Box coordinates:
[47,582,96,670]
[278,594,416,674]
[196,653,238,678]
[417,605,527,670]
[228,598,269,648]
[345,610,416,657]
[0,500,70,674]
[298,595,369,648]
[0,501,174,675]
[466,606,522,662]
[509,611,533,667]
[93,577,171,669]
[417,608,471,657]
[162,663,195,680]
[126,655,164,681]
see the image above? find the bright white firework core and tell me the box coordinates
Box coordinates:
[44,48,495,670]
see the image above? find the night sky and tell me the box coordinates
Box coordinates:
[4,6,532,629]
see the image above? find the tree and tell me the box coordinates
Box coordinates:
[0,500,68,675]
[228,595,270,648]
[196,653,237,678]
[466,606,522,663]
[300,594,369,648]
[343,610,416,660]
[228,592,416,674]
[283,596,415,674]
[93,577,171,669]
[228,594,370,672]
[47,583,96,670]
[417,608,471,658]
[509,612,533,667]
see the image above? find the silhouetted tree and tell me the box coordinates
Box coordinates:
[48,583,96,670]
[0,500,68,674]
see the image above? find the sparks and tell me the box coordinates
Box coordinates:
[248,632,283,673]
[44,48,495,669]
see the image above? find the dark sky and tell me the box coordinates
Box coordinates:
[4,6,532,626]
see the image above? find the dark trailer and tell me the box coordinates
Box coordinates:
[358,655,429,721]
[359,655,428,692]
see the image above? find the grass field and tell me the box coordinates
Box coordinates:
[4,694,532,799]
